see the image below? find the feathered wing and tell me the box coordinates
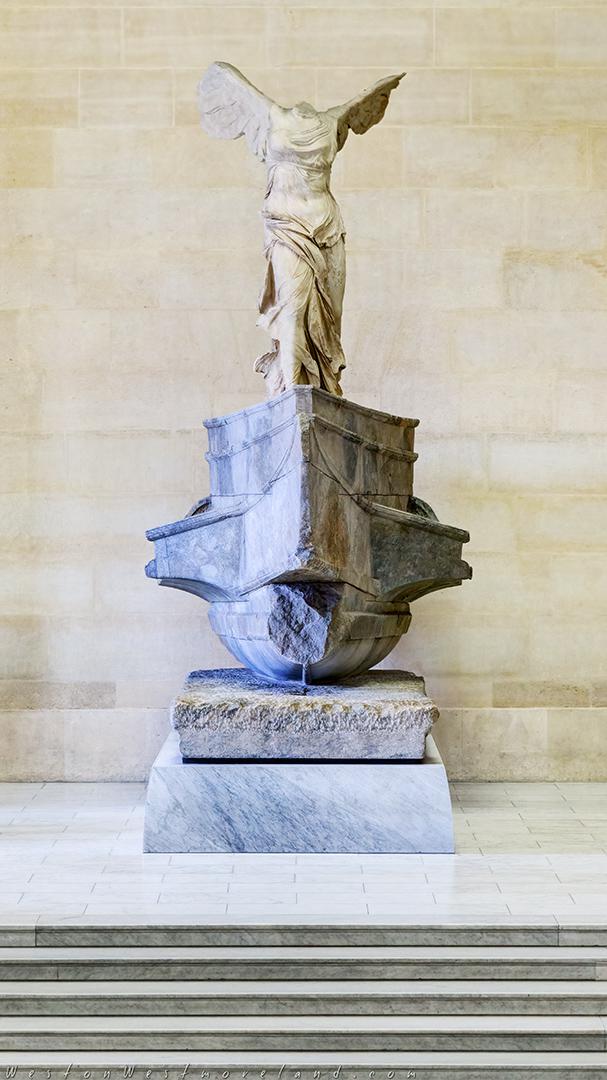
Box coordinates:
[326,72,406,150]
[197,61,275,161]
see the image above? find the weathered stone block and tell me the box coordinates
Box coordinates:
[172,668,437,762]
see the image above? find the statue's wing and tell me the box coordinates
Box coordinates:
[327,72,405,150]
[197,62,275,160]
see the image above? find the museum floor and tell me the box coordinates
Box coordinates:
[2,781,607,1076]
[2,780,607,921]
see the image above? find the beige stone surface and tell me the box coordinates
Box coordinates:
[556,8,607,68]
[0,70,78,127]
[406,126,588,189]
[433,706,607,782]
[0,709,167,781]
[473,70,607,126]
[0,129,53,186]
[1,0,606,780]
[267,8,433,68]
[591,131,607,188]
[79,69,174,129]
[493,681,591,709]
[425,190,524,250]
[436,9,555,67]
[0,9,121,67]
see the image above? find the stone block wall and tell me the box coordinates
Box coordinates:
[1,1,606,780]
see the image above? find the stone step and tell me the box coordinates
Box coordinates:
[0,1013,605,1052]
[13,921,603,949]
[1,945,606,981]
[1,1051,607,1079]
[2,979,607,1016]
[6,921,607,949]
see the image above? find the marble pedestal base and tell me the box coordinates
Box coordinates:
[143,732,454,854]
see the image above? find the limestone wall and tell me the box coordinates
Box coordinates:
[2,1,606,780]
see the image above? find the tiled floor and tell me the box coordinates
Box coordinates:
[1,781,607,922]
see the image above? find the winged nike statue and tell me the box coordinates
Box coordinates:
[197,62,405,397]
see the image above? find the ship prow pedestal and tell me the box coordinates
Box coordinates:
[145,387,471,682]
[143,387,471,852]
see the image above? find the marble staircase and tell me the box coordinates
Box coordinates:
[1,923,607,1075]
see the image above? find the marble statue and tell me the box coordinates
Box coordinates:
[197,62,405,397]
[143,63,470,854]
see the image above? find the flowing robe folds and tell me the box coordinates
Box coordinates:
[255,109,346,396]
[197,62,405,398]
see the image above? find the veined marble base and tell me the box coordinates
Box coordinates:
[143,732,454,854]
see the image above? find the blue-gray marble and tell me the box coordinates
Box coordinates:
[143,732,454,854]
[145,388,471,681]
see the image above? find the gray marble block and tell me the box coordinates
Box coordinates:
[172,667,437,761]
[146,388,471,681]
[143,732,454,854]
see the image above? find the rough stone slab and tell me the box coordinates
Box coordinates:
[143,732,454,854]
[172,668,437,761]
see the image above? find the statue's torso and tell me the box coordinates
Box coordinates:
[263,105,345,246]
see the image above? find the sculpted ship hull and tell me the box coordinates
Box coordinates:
[146,388,471,681]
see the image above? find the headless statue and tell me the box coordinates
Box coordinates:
[197,62,405,397]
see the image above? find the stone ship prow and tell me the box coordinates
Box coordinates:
[145,387,471,683]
